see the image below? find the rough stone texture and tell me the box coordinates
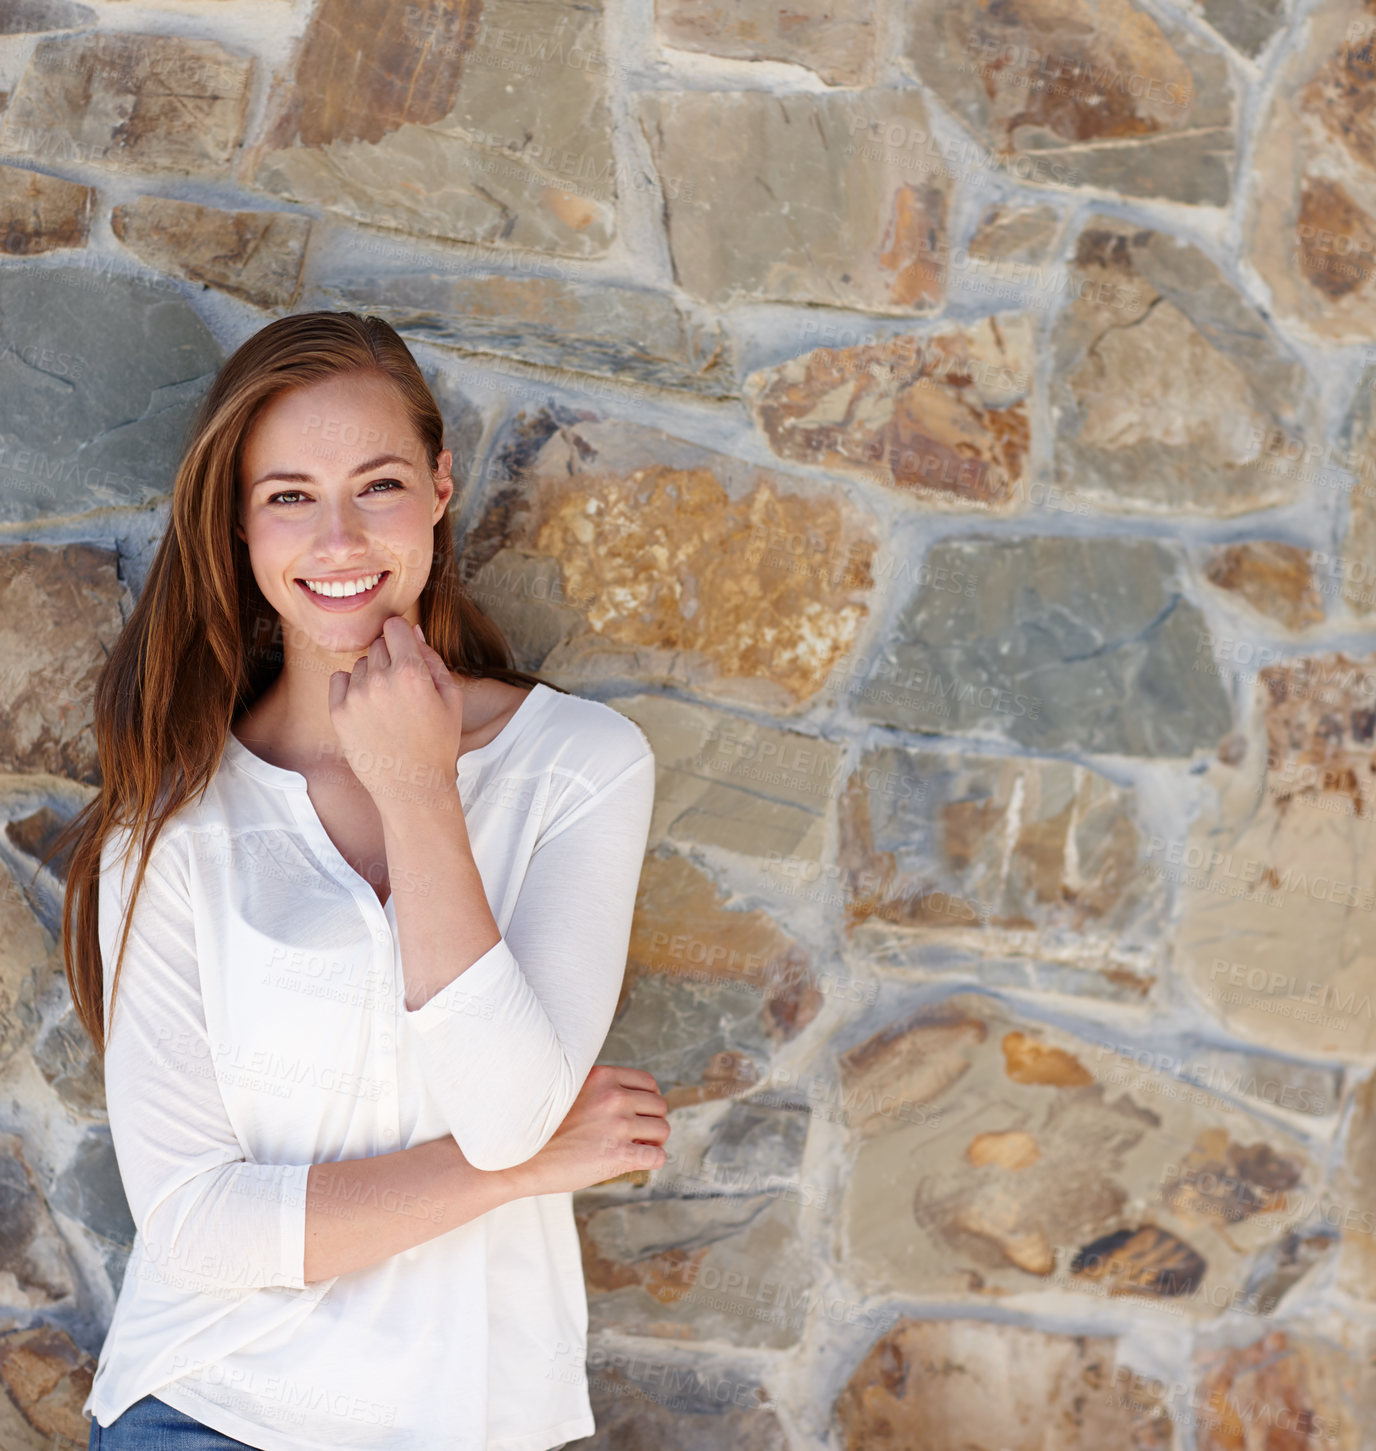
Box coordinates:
[840,993,1315,1316]
[1173,650,1376,1058]
[0,547,125,782]
[849,535,1233,756]
[1245,0,1376,344]
[0,1325,95,1450]
[1193,1329,1360,1450]
[247,0,616,257]
[323,273,736,397]
[744,315,1033,510]
[0,1,96,31]
[1052,217,1314,515]
[579,1188,812,1347]
[1333,1070,1376,1300]
[0,31,252,175]
[637,88,951,312]
[899,0,1236,204]
[1337,363,1376,617]
[610,692,839,865]
[1194,0,1288,59]
[111,196,310,310]
[968,201,1063,266]
[0,1133,78,1312]
[1202,541,1325,630]
[0,268,223,523]
[835,1320,1171,1449]
[834,742,1165,996]
[578,1360,786,1448]
[607,850,823,1110]
[0,165,91,255]
[655,0,877,86]
[464,411,879,706]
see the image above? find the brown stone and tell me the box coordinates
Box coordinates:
[967,201,1063,265]
[1245,7,1376,342]
[655,0,876,86]
[606,852,822,1113]
[0,32,252,174]
[1070,1224,1206,1297]
[636,88,951,312]
[835,1320,1172,1450]
[1203,541,1324,630]
[0,545,125,782]
[111,196,309,310]
[899,0,1235,204]
[247,0,616,257]
[0,164,91,255]
[966,1130,1039,1170]
[743,315,1033,509]
[1194,1329,1359,1450]
[1002,1030,1094,1086]
[0,1325,95,1447]
[466,413,879,706]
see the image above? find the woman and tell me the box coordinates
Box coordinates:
[46,311,670,1450]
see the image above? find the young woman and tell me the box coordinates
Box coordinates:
[48,311,670,1451]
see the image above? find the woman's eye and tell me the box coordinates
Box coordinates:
[268,479,404,507]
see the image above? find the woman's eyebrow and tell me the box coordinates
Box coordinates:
[249,452,418,490]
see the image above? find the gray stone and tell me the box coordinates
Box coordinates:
[0,0,96,32]
[50,1130,135,1247]
[852,537,1233,757]
[0,269,222,522]
[322,273,736,397]
[1197,0,1287,58]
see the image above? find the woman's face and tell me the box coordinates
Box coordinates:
[236,371,453,665]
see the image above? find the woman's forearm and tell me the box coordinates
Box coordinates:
[303,1134,536,1283]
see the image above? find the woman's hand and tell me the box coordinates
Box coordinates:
[520,1066,670,1195]
[327,617,465,806]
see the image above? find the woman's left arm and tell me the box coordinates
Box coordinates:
[382,745,657,1173]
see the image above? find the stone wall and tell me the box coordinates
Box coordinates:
[1,0,1375,1446]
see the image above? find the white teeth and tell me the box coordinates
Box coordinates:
[302,572,384,598]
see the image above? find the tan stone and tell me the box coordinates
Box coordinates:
[246,0,616,257]
[835,1320,1171,1449]
[0,545,125,782]
[1203,541,1324,630]
[610,693,839,863]
[1333,1070,1376,1301]
[1053,217,1314,514]
[0,165,91,255]
[967,201,1063,266]
[743,315,1033,510]
[899,0,1235,203]
[1172,650,1376,1058]
[841,993,1317,1314]
[111,196,310,310]
[0,32,252,175]
[655,0,876,86]
[636,88,951,312]
[1246,3,1376,343]
[466,414,879,706]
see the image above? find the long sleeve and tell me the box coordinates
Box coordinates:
[98,825,326,1299]
[399,746,656,1173]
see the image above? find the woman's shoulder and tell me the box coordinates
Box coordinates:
[530,682,654,778]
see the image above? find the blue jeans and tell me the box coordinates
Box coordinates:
[89,1394,256,1448]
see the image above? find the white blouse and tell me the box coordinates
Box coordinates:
[82,681,657,1451]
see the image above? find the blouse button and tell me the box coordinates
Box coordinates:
[379,1032,393,1048]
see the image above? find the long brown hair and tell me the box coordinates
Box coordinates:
[38,310,562,1059]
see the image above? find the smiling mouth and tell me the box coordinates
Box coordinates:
[295,571,390,606]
